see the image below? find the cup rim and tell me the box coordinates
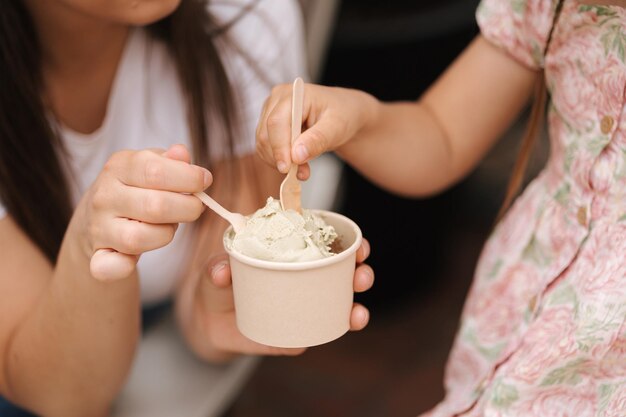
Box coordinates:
[223,209,362,271]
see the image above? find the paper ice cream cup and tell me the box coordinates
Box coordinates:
[223,210,362,348]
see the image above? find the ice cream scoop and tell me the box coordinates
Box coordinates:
[224,197,337,262]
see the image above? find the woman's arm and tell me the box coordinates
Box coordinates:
[0,147,209,417]
[0,215,139,417]
[257,35,539,197]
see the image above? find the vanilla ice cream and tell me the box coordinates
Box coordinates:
[224,197,337,262]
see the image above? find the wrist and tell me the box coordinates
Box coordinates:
[64,200,95,264]
[336,90,382,158]
[358,90,382,135]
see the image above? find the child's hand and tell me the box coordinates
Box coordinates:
[77,144,210,281]
[191,239,373,362]
[256,83,379,179]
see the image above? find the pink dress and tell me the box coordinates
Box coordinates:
[423,1,626,416]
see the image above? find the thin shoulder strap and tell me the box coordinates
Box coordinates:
[544,0,565,56]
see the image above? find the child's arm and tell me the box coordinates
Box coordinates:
[256,35,539,197]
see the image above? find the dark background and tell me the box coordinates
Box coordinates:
[224,1,541,415]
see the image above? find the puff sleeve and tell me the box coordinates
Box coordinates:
[476,0,559,69]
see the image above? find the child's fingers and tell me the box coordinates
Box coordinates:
[265,101,294,174]
[291,116,344,164]
[296,163,310,181]
[256,85,294,173]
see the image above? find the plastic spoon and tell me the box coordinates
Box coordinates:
[194,191,246,233]
[279,77,304,213]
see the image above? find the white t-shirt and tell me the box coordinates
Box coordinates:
[0,0,306,305]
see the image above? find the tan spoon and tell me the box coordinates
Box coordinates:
[194,191,246,233]
[279,77,304,213]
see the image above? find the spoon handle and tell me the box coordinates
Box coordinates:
[194,191,246,232]
[291,77,304,146]
[280,77,305,212]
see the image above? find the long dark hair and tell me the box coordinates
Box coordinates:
[0,0,246,262]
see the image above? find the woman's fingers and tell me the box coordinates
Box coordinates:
[85,144,213,282]
[208,259,232,288]
[352,240,373,330]
[106,149,211,193]
[349,303,370,331]
[93,219,177,255]
[355,238,371,263]
[196,254,234,314]
[102,186,204,224]
[354,263,374,293]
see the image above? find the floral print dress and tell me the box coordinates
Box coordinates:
[423,1,626,416]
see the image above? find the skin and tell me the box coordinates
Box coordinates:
[0,0,373,415]
[256,35,539,198]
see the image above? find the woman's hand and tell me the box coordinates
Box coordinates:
[73,144,210,281]
[188,239,373,362]
[255,83,380,180]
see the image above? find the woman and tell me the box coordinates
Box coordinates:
[0,0,373,415]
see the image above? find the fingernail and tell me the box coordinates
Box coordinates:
[294,145,308,163]
[211,261,227,278]
[203,169,212,187]
[277,161,288,173]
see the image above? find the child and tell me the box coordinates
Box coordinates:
[256,0,625,415]
[0,0,372,415]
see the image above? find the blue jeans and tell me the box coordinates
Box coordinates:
[0,397,36,417]
[0,397,35,417]
[0,300,171,416]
